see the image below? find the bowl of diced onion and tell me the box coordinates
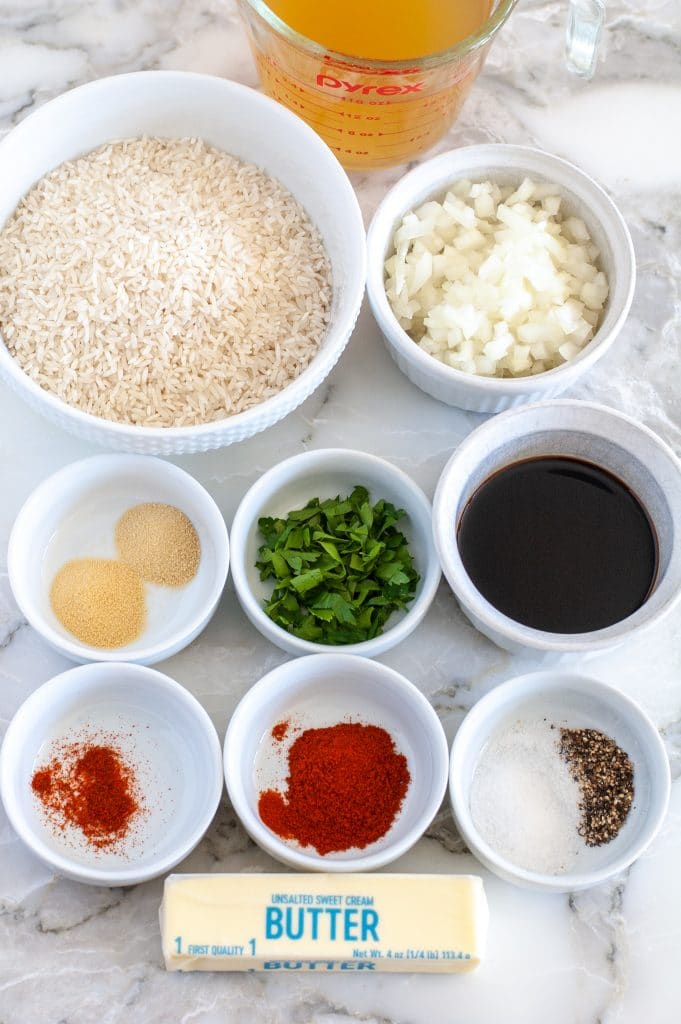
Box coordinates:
[366,144,635,414]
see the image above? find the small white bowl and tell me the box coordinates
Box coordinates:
[8,454,229,665]
[0,662,224,886]
[0,71,365,454]
[433,400,681,658]
[224,653,449,871]
[366,144,635,414]
[449,671,670,892]
[230,449,441,658]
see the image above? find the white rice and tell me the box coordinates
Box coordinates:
[0,137,332,427]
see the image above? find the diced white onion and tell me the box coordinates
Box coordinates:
[384,177,609,378]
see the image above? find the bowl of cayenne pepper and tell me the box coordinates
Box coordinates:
[0,662,223,886]
[223,653,449,871]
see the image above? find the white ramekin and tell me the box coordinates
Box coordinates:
[230,448,441,658]
[8,454,229,665]
[449,671,671,892]
[224,653,449,871]
[366,144,635,413]
[0,71,366,454]
[0,662,224,887]
[432,400,681,658]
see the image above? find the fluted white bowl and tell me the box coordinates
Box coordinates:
[0,71,366,453]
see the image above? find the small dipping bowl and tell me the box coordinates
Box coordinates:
[224,653,449,871]
[0,662,224,886]
[8,454,229,665]
[449,671,670,892]
[433,400,681,658]
[230,449,441,658]
[366,144,635,414]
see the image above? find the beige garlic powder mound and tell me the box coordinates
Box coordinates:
[116,503,201,587]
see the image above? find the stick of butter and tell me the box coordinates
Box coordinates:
[160,873,488,973]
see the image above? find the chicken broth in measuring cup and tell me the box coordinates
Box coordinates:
[237,0,512,169]
[266,0,493,60]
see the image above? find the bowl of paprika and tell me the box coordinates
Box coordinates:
[0,661,224,886]
[224,653,449,871]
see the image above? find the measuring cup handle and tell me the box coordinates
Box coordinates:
[565,0,605,79]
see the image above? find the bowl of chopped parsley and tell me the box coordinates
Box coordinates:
[230,449,441,656]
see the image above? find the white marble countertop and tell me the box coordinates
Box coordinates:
[1,1,680,1021]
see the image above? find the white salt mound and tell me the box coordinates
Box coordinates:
[470,716,587,874]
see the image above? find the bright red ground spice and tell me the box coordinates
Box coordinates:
[31,742,141,849]
[258,721,411,855]
[271,720,289,742]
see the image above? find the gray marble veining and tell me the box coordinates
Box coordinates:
[0,0,680,1020]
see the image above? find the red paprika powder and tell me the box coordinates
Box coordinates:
[258,721,411,855]
[31,740,141,849]
[271,720,289,742]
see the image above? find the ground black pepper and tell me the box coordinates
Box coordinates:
[559,728,634,846]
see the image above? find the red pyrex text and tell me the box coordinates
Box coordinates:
[316,74,425,94]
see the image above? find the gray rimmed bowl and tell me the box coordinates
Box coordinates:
[433,400,681,658]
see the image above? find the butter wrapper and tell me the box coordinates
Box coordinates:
[160,873,488,974]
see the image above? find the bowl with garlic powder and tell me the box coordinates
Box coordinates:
[8,455,229,664]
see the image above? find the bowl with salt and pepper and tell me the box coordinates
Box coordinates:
[449,671,670,892]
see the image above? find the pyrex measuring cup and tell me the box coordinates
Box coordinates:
[237,0,517,170]
[237,0,605,171]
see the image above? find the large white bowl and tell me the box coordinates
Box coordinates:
[433,400,681,657]
[230,448,441,658]
[0,663,224,886]
[224,654,449,871]
[0,71,366,454]
[366,144,635,414]
[449,672,670,892]
[8,455,229,665]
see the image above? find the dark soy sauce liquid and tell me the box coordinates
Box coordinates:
[457,456,658,634]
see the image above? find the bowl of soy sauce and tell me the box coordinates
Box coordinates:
[433,400,681,657]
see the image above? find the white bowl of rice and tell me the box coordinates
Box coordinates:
[366,144,635,414]
[0,71,366,454]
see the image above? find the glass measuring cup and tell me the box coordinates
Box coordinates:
[237,0,518,170]
[237,0,605,171]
